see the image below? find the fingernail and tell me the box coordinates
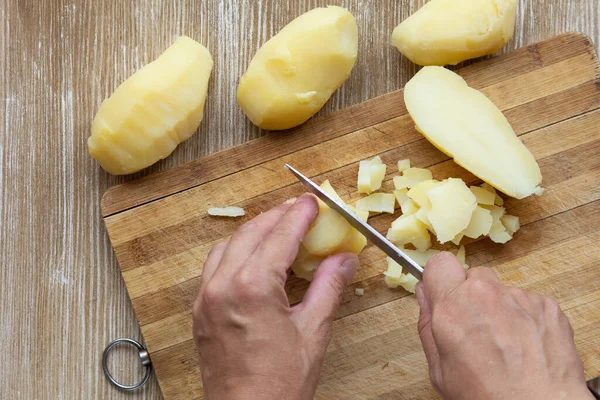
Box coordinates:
[284,197,297,205]
[341,256,359,281]
[415,283,427,309]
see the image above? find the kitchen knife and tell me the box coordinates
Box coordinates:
[285,164,424,280]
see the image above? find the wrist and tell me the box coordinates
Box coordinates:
[207,375,305,400]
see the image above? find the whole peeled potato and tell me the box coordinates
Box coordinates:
[392,0,516,66]
[237,6,358,130]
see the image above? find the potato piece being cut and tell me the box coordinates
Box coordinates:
[237,6,358,130]
[391,0,516,66]
[384,258,419,292]
[427,178,477,243]
[358,156,387,194]
[356,193,396,214]
[88,37,213,175]
[404,67,542,199]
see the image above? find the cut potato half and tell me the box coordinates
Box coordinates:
[404,67,542,199]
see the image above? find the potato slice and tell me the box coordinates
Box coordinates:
[291,247,325,281]
[394,188,410,207]
[348,205,369,222]
[207,207,245,217]
[358,156,387,194]
[456,245,466,264]
[88,37,213,175]
[464,206,493,238]
[388,214,431,252]
[401,248,440,267]
[391,0,516,66]
[470,186,495,205]
[489,220,513,244]
[452,232,465,246]
[400,199,419,215]
[407,179,444,209]
[427,178,477,243]
[336,228,367,254]
[384,257,419,293]
[320,179,344,203]
[237,6,358,130]
[393,176,410,190]
[501,214,520,234]
[397,159,411,172]
[404,67,542,199]
[403,168,433,185]
[356,193,396,214]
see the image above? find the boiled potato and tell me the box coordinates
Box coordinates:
[464,206,493,238]
[237,6,358,130]
[387,214,431,252]
[392,0,516,66]
[405,67,542,199]
[294,180,366,280]
[384,258,419,292]
[358,156,387,194]
[400,199,419,215]
[470,186,495,205]
[427,178,477,243]
[394,188,410,207]
[501,214,520,233]
[401,248,440,267]
[88,37,213,175]
[356,193,396,214]
[397,159,411,172]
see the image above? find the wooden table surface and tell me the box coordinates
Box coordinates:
[1,1,598,398]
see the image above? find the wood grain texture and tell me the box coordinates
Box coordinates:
[103,33,600,399]
[0,1,599,399]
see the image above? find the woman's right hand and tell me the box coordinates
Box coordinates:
[416,252,593,400]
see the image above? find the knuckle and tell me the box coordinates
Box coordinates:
[233,270,267,300]
[467,278,497,297]
[201,281,225,306]
[325,273,346,301]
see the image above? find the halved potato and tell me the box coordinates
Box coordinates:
[404,67,543,199]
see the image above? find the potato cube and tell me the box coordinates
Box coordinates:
[400,199,419,215]
[415,207,434,231]
[348,205,369,222]
[403,168,433,186]
[480,182,496,194]
[427,178,477,243]
[357,156,387,193]
[407,179,443,208]
[489,220,513,244]
[394,188,410,207]
[388,214,431,251]
[501,214,520,234]
[494,193,504,206]
[393,175,410,190]
[464,206,493,238]
[384,256,403,278]
[397,159,411,173]
[470,186,495,205]
[356,193,396,214]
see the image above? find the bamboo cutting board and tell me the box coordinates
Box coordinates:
[102,33,600,399]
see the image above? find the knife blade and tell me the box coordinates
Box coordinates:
[285,164,424,280]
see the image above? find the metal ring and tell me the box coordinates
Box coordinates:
[102,338,152,391]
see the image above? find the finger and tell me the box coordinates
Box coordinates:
[466,267,501,283]
[200,240,229,285]
[423,252,467,308]
[250,194,319,280]
[415,282,442,390]
[295,253,358,330]
[217,198,296,274]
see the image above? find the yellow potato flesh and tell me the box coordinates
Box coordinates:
[401,249,440,267]
[400,199,419,215]
[394,189,410,208]
[237,6,358,130]
[405,67,543,199]
[391,0,516,66]
[88,37,213,175]
[358,156,386,194]
[356,193,396,214]
[388,214,431,252]
[384,258,419,292]
[464,206,493,238]
[427,178,477,243]
[470,186,496,205]
[397,159,411,172]
[501,214,520,234]
[294,180,366,280]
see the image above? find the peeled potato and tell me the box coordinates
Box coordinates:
[405,67,542,199]
[392,0,517,66]
[237,6,358,130]
[464,206,493,238]
[88,37,213,175]
[358,156,386,194]
[387,214,431,252]
[356,193,396,214]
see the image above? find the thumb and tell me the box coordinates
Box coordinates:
[416,282,441,383]
[296,253,359,329]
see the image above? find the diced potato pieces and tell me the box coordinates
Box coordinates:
[489,220,513,244]
[534,187,545,196]
[208,206,245,217]
[394,188,410,207]
[354,288,365,296]
[452,232,465,245]
[401,248,440,267]
[494,193,504,206]
[400,199,419,215]
[393,175,410,190]
[456,245,466,264]
[501,214,520,234]
[388,214,431,252]
[464,206,493,238]
[356,193,396,214]
[427,178,477,243]
[407,179,444,208]
[486,205,506,222]
[348,205,369,222]
[384,257,419,292]
[480,182,496,194]
[384,256,403,278]
[403,168,433,187]
[415,207,434,231]
[397,159,411,172]
[321,179,344,203]
[358,156,387,194]
[470,186,495,205]
[291,246,324,281]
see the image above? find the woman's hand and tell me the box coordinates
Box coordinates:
[417,252,593,400]
[192,194,359,400]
